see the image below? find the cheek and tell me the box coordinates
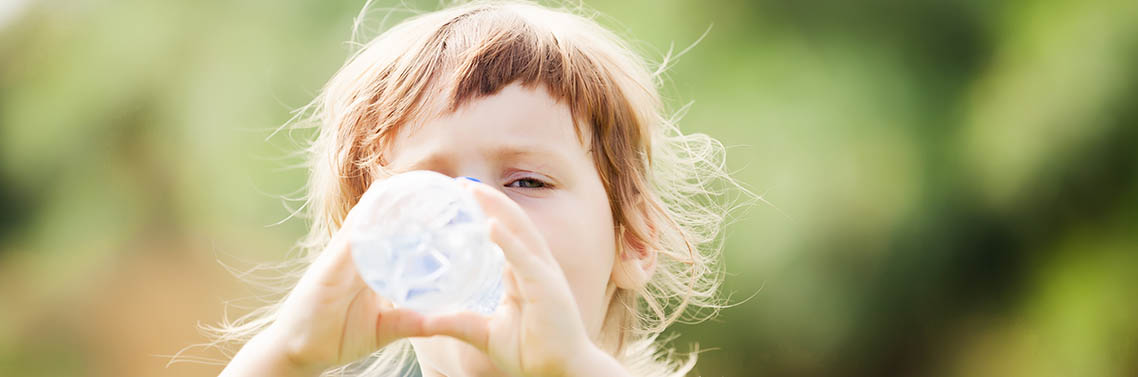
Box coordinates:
[518,192,616,327]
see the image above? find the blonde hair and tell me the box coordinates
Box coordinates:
[196,1,752,376]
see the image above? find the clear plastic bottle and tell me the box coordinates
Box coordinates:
[348,170,504,315]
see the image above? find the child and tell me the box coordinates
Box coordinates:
[210,1,747,376]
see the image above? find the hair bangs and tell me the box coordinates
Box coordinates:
[440,8,598,147]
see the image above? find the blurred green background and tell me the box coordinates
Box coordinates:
[2,0,1136,376]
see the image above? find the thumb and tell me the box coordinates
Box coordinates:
[421,312,491,352]
[375,308,428,347]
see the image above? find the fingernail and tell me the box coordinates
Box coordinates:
[457,176,480,183]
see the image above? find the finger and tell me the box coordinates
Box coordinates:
[375,294,395,311]
[324,178,386,269]
[375,308,427,347]
[500,264,521,305]
[310,185,388,290]
[338,184,379,237]
[302,235,364,290]
[502,265,523,309]
[458,180,551,262]
[421,312,491,353]
[487,217,550,291]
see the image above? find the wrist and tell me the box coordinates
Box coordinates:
[240,325,330,377]
[266,324,335,374]
[561,344,631,377]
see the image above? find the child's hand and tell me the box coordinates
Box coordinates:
[249,213,433,372]
[222,182,448,376]
[417,179,629,377]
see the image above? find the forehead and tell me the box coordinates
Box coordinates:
[385,84,590,168]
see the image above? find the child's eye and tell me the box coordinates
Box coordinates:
[506,177,551,189]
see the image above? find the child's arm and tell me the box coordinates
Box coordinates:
[218,325,325,377]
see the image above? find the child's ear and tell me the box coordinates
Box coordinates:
[611,206,657,291]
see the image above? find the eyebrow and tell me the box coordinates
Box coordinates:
[390,144,575,173]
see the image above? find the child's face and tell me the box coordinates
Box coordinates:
[383,83,621,375]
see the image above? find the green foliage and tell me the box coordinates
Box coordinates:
[1,1,1135,376]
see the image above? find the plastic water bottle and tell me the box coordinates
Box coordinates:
[348,170,504,315]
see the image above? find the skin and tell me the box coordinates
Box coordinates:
[219,83,655,377]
